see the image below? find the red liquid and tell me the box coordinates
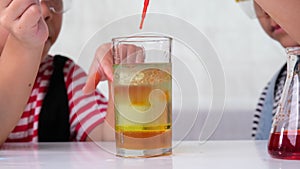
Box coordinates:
[139,0,150,29]
[268,130,300,160]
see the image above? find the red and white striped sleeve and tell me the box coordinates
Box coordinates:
[64,60,108,141]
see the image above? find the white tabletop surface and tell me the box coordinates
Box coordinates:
[0,140,300,169]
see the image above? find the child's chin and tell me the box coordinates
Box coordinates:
[280,38,299,48]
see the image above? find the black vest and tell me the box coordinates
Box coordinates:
[38,55,70,142]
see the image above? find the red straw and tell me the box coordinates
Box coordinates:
[139,0,150,29]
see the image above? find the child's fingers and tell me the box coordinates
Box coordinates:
[0,0,13,9]
[83,43,113,94]
[94,43,113,81]
[84,56,103,91]
[9,2,47,46]
[5,0,38,22]
[83,43,145,94]
[136,46,145,63]
[0,0,44,44]
[117,44,144,64]
[17,4,41,30]
[82,71,101,95]
[125,44,137,63]
[119,44,127,64]
[100,53,113,82]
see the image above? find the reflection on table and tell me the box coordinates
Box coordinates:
[1,141,300,169]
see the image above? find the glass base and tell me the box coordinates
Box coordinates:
[269,152,300,160]
[116,147,172,158]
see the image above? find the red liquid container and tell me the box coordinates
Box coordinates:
[268,47,300,160]
[268,130,300,160]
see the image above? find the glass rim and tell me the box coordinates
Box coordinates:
[112,36,172,43]
[286,46,300,55]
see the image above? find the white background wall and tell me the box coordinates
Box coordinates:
[50,0,286,140]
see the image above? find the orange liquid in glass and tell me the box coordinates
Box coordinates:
[114,64,172,153]
[115,127,172,150]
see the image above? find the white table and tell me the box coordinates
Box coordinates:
[0,141,300,169]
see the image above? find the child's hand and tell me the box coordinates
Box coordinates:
[0,0,48,47]
[83,43,144,94]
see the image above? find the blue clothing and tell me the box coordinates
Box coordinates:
[255,71,279,140]
[255,64,286,140]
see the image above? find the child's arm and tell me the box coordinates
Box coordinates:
[0,0,48,145]
[83,44,115,141]
[86,86,115,141]
[255,0,300,44]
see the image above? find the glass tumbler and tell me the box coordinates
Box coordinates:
[112,36,172,157]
